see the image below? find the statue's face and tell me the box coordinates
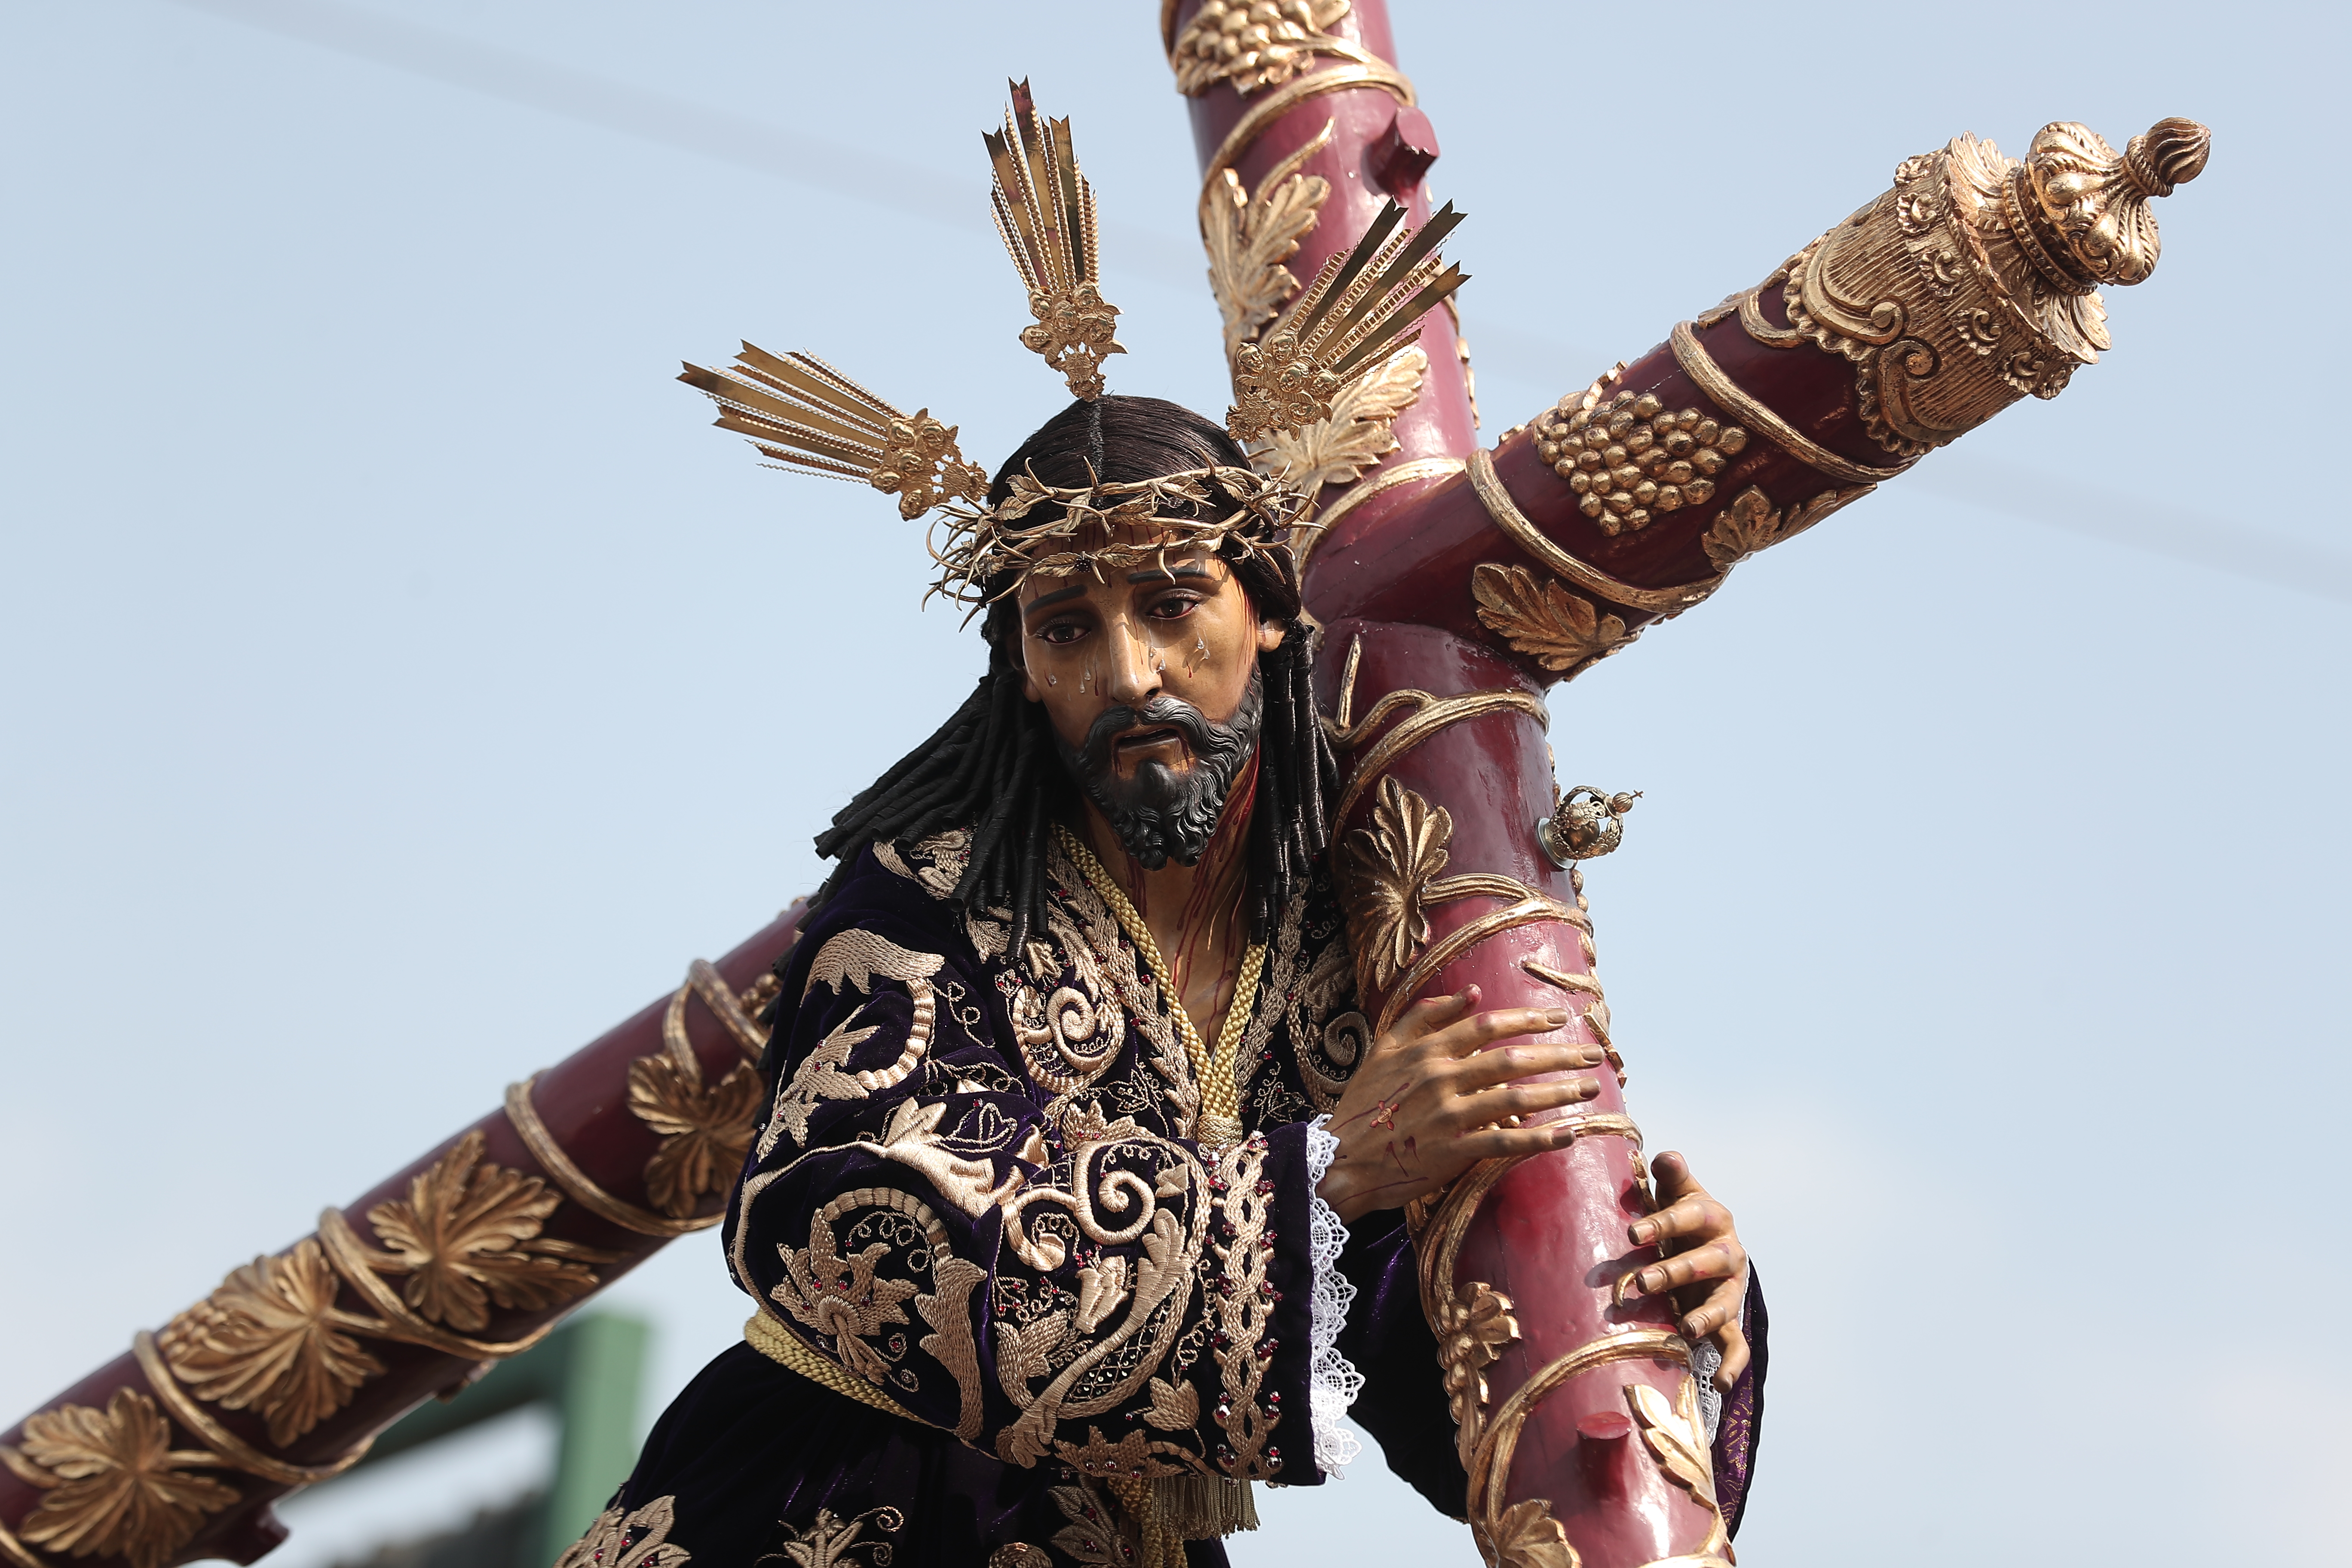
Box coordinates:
[1017,539,1285,867]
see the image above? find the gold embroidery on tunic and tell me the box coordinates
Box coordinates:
[1047,1481,1129,1566]
[1206,1137,1283,1478]
[553,1495,692,1568]
[772,1507,904,1568]
[738,816,1352,1482]
[762,1014,879,1156]
[772,1216,920,1384]
[1231,882,1310,1110]
[1291,943,1362,1112]
[764,931,946,1152]
[917,1254,989,1443]
[873,1099,1026,1217]
[994,1137,1212,1468]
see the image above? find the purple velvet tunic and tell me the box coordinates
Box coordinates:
[582,830,1764,1567]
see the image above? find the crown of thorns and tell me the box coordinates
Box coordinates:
[927,465,1302,609]
[676,78,1464,609]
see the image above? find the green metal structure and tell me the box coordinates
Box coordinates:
[325,1313,650,1568]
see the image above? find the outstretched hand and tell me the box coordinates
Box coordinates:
[1621,1152,1751,1390]
[1314,985,1607,1225]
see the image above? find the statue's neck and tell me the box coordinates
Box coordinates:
[1081,753,1259,1045]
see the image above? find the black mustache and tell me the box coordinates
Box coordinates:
[1075,697,1221,774]
[1054,676,1264,870]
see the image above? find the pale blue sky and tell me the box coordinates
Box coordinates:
[3,3,2346,1564]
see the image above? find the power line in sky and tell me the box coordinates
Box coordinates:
[155,0,2352,608]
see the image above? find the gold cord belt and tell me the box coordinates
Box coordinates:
[742,1312,922,1423]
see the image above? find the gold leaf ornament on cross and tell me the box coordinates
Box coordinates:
[156,1237,387,1446]
[1471,563,1634,675]
[1202,125,1332,358]
[628,1053,765,1219]
[364,1130,612,1334]
[1254,345,1427,500]
[1341,775,1454,993]
[1473,1498,1580,1568]
[0,1390,239,1568]
[1624,1377,1730,1558]
[1436,1281,1521,1468]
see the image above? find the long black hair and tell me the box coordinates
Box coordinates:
[810,395,1336,947]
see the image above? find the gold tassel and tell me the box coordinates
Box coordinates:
[1152,1474,1259,1540]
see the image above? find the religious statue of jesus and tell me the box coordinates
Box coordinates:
[560,377,1762,1568]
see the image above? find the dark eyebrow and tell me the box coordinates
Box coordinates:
[1127,563,1216,585]
[1021,583,1088,616]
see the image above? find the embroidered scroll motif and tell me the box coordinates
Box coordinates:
[917,1254,989,1443]
[1289,944,1364,1114]
[770,1188,949,1393]
[1008,897,1129,1096]
[1047,1482,1128,1566]
[762,931,946,1153]
[992,1132,1213,1469]
[1041,839,1194,1131]
[772,1213,922,1384]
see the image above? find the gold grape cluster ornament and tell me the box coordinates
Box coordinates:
[1532,386,1748,538]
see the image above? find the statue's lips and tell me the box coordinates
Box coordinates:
[1113,726,1188,765]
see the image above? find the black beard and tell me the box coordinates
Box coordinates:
[1055,673,1263,870]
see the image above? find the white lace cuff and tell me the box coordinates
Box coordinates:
[1302,1115,1364,1477]
[1688,1266,1748,1445]
[1690,1337,1723,1444]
